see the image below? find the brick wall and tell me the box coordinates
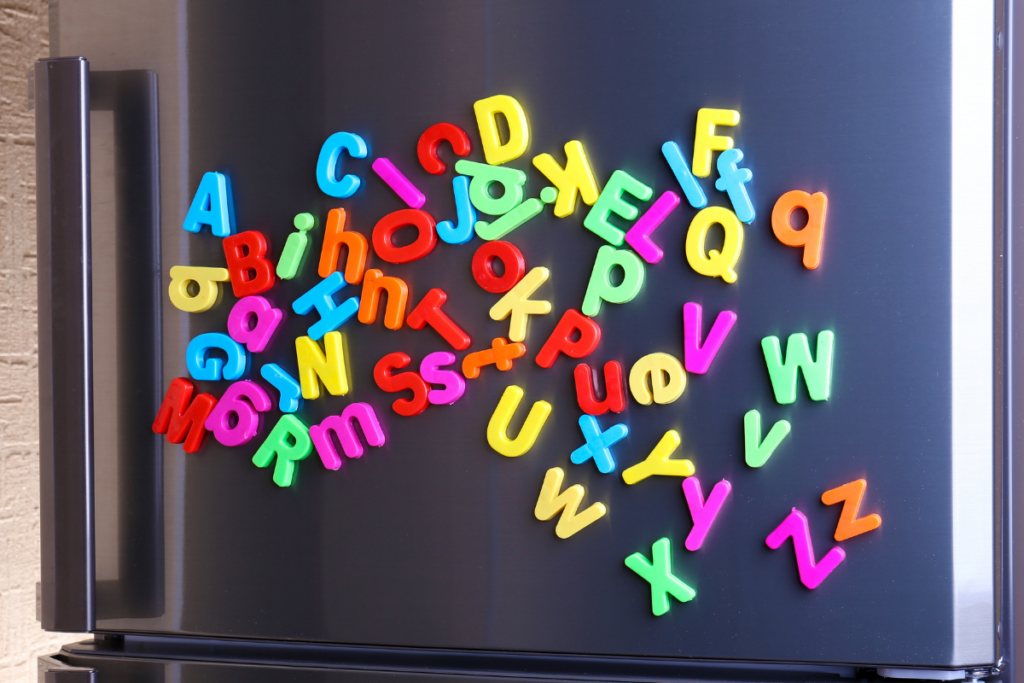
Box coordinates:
[0,2,87,682]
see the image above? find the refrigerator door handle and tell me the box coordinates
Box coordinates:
[38,656,96,683]
[36,56,95,633]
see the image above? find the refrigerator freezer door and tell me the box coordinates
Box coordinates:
[47,0,997,669]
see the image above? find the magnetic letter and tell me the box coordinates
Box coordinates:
[489,267,551,342]
[535,309,600,368]
[318,208,368,284]
[621,430,694,485]
[744,409,791,468]
[372,158,426,209]
[821,479,882,541]
[223,230,275,297]
[316,132,367,198]
[419,351,466,405]
[252,414,312,487]
[574,361,625,415]
[310,403,386,469]
[417,122,471,175]
[473,94,530,165]
[532,141,600,218]
[260,363,303,413]
[407,288,471,350]
[714,148,754,223]
[295,332,350,399]
[472,240,526,293]
[583,170,653,246]
[766,509,846,589]
[204,380,271,447]
[186,333,248,382]
[685,206,744,283]
[358,269,410,329]
[761,331,835,404]
[167,266,230,313]
[682,302,736,374]
[682,477,731,551]
[570,415,628,474]
[276,212,317,280]
[581,246,645,317]
[535,467,606,538]
[374,352,430,417]
[629,352,685,405]
[625,538,695,615]
[183,171,234,236]
[487,385,551,457]
[624,191,681,264]
[152,378,217,453]
[661,141,707,209]
[292,272,360,341]
[227,296,283,352]
[772,190,828,269]
[692,108,739,178]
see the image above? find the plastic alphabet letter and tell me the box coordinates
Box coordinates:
[186,333,248,382]
[436,176,477,245]
[772,190,829,269]
[204,380,272,447]
[471,240,526,293]
[227,296,283,353]
[535,467,607,538]
[487,385,552,457]
[152,378,217,453]
[714,148,755,223]
[222,230,275,297]
[766,508,846,589]
[371,158,426,209]
[475,197,545,241]
[532,141,600,217]
[535,309,601,368]
[454,160,528,216]
[821,479,882,541]
[682,477,731,551]
[291,272,360,341]
[661,141,707,209]
[276,213,317,280]
[420,351,466,405]
[252,414,313,487]
[762,331,835,404]
[417,122,472,175]
[295,332,350,399]
[624,191,681,264]
[581,246,646,317]
[462,337,526,379]
[407,288,471,350]
[744,410,791,468]
[571,414,628,474]
[260,363,303,413]
[473,94,530,165]
[629,353,686,405]
[621,430,695,485]
[692,108,740,178]
[316,132,368,198]
[318,208,369,284]
[373,352,430,417]
[685,206,744,283]
[183,171,234,236]
[583,170,653,246]
[372,209,437,263]
[682,302,737,374]
[358,269,410,329]
[168,266,230,313]
[310,403,386,469]
[574,361,626,415]
[489,267,552,342]
[624,537,696,615]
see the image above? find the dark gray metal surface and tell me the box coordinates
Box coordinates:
[76,0,994,670]
[36,56,94,633]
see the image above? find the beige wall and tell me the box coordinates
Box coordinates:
[0,2,86,682]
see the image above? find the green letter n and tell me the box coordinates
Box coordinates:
[761,331,834,404]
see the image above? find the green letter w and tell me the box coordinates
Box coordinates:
[761,331,834,404]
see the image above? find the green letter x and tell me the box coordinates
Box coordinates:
[625,537,696,616]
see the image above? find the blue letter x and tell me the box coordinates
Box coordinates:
[571,415,628,474]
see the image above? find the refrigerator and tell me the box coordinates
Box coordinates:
[34,1,1020,681]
